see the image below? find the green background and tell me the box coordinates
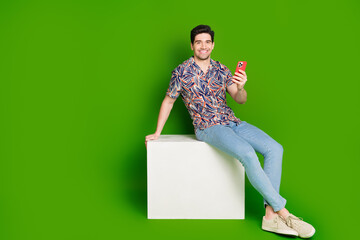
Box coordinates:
[1,0,359,239]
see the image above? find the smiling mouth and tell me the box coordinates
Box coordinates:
[199,50,208,54]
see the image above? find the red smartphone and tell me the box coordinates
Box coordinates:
[235,61,247,73]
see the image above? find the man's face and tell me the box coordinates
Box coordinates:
[191,33,214,61]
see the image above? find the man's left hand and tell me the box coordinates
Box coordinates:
[232,69,247,91]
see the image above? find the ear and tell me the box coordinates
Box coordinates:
[190,42,194,51]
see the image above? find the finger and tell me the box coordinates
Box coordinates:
[236,70,246,75]
[233,81,245,86]
[237,70,247,77]
[234,71,244,76]
[234,78,247,85]
[235,76,247,83]
[233,75,244,81]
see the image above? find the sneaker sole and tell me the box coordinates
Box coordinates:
[299,227,316,238]
[262,226,299,236]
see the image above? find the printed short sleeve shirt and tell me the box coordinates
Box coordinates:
[166,56,241,132]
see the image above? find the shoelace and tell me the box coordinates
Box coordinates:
[285,215,304,228]
[276,215,288,228]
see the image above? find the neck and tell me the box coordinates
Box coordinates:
[193,56,211,71]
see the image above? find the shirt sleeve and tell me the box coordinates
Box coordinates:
[166,69,182,99]
[224,66,234,88]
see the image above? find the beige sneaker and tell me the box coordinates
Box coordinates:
[262,214,299,237]
[281,213,316,238]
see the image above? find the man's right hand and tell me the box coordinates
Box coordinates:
[145,133,160,148]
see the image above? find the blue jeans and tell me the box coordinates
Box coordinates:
[195,120,286,212]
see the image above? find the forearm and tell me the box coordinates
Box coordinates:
[155,99,174,134]
[234,88,247,104]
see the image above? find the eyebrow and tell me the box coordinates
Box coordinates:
[195,40,212,43]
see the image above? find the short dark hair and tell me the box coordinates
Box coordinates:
[190,25,214,44]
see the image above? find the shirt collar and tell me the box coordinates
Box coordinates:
[190,56,215,72]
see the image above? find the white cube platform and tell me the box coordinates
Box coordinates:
[147,135,245,219]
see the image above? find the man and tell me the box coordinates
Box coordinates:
[145,25,315,238]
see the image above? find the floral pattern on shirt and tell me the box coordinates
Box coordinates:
[166,56,241,132]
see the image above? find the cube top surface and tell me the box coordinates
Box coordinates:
[150,135,198,143]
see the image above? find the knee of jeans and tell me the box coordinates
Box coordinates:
[264,140,283,156]
[271,142,284,155]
